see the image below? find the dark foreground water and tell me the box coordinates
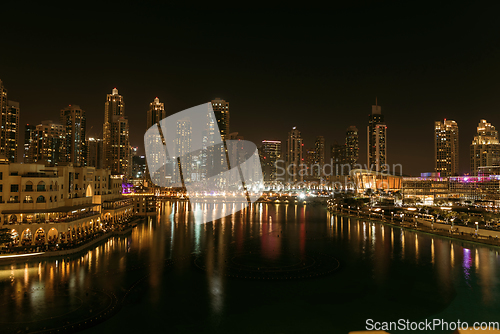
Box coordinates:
[1,201,499,333]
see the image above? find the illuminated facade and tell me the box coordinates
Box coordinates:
[367,100,387,172]
[103,88,130,176]
[28,120,66,166]
[259,140,282,183]
[24,124,35,163]
[0,80,19,163]
[86,137,104,169]
[0,162,132,246]
[146,97,169,184]
[352,169,401,194]
[470,119,500,175]
[314,136,325,177]
[402,174,449,205]
[345,125,359,167]
[435,119,459,177]
[60,105,86,166]
[211,98,229,140]
[286,127,303,183]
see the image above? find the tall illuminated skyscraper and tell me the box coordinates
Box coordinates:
[147,97,166,128]
[0,80,19,163]
[86,137,104,169]
[3,100,19,163]
[470,119,500,175]
[314,136,325,177]
[367,100,387,172]
[435,119,459,177]
[146,97,170,184]
[29,120,66,166]
[60,105,86,166]
[259,140,282,183]
[286,127,303,183]
[103,88,130,176]
[176,119,192,183]
[211,98,229,140]
[345,125,359,167]
[24,124,36,163]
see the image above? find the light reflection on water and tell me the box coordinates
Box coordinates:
[0,203,499,333]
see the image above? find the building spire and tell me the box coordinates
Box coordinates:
[375,96,378,106]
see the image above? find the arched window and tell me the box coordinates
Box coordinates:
[9,214,17,223]
[25,181,33,192]
[37,181,46,192]
[24,195,33,203]
[36,195,46,203]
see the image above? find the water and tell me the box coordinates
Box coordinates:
[1,201,500,333]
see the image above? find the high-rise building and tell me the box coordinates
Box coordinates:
[314,136,325,178]
[470,119,500,175]
[3,100,20,163]
[211,98,229,140]
[176,119,192,183]
[29,120,66,166]
[259,140,282,183]
[367,100,387,172]
[331,142,346,176]
[147,97,166,128]
[345,125,359,167]
[103,88,130,176]
[24,124,36,163]
[286,127,303,183]
[146,97,169,184]
[86,137,104,169]
[0,80,19,163]
[60,105,86,166]
[435,119,459,177]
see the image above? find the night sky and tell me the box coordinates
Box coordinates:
[1,2,500,176]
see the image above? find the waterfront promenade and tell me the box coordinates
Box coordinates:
[332,205,500,248]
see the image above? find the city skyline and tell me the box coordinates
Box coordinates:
[7,78,500,177]
[2,4,500,177]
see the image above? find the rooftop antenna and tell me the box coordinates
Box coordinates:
[375,97,378,106]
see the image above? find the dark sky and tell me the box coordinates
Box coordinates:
[1,2,500,176]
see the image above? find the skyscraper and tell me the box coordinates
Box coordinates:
[331,142,346,176]
[470,119,500,175]
[24,124,36,163]
[345,125,359,167]
[29,120,66,166]
[259,140,282,183]
[3,100,19,163]
[176,119,192,183]
[211,98,229,140]
[145,97,169,184]
[286,127,303,183]
[103,88,130,176]
[86,137,104,169]
[0,80,19,163]
[147,97,166,128]
[367,100,387,172]
[314,136,325,178]
[60,105,86,166]
[435,119,459,177]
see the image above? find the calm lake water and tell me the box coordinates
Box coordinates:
[1,201,499,333]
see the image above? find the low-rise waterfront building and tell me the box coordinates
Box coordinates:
[0,162,133,247]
